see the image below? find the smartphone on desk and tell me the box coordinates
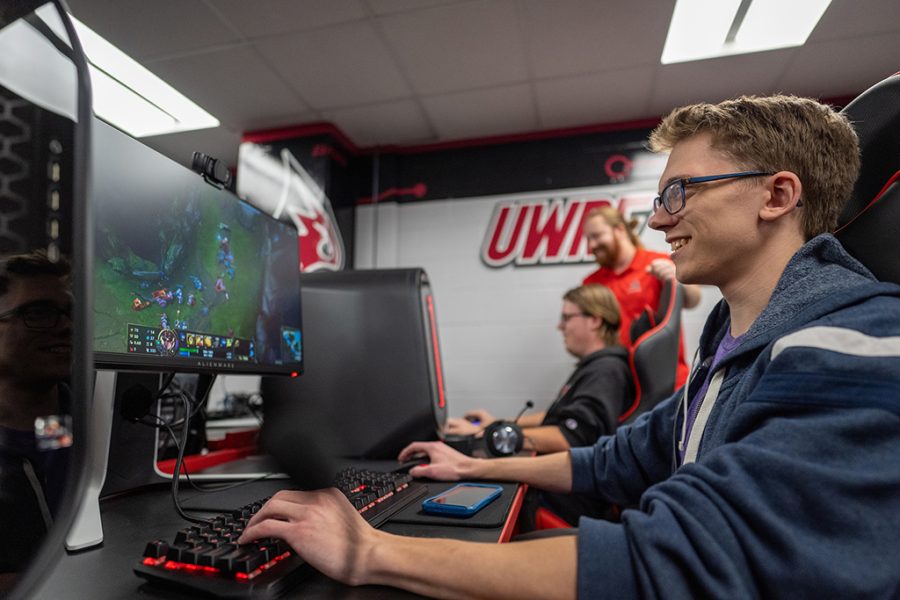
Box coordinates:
[421,483,503,516]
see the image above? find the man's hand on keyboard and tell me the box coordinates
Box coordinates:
[237,488,379,585]
[397,441,475,481]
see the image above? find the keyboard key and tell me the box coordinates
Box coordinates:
[143,540,168,559]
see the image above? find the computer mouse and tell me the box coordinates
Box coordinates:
[393,454,430,473]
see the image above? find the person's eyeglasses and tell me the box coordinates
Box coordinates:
[559,312,589,324]
[652,171,774,215]
[0,302,72,330]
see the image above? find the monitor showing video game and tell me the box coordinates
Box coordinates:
[91,119,303,375]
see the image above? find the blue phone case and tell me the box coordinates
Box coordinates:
[421,483,503,516]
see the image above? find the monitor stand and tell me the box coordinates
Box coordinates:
[66,370,169,549]
[65,370,115,550]
[66,370,287,551]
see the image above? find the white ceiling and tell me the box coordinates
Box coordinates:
[65,0,900,170]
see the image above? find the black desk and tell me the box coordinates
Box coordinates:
[35,476,524,599]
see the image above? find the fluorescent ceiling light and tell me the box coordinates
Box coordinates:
[38,10,220,137]
[661,0,833,65]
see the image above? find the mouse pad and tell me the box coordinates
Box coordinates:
[387,481,517,528]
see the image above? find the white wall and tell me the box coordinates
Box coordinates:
[355,184,721,421]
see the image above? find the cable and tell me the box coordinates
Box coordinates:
[170,394,207,524]
[144,412,280,497]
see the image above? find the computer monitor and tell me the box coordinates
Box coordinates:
[0,2,93,597]
[66,118,304,551]
[91,119,303,376]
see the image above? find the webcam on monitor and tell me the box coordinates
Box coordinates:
[191,151,233,189]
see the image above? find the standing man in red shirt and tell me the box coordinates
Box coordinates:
[582,206,701,386]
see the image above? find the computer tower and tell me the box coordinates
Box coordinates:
[261,268,448,459]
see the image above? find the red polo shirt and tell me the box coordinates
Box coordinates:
[583,247,689,387]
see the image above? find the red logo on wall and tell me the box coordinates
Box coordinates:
[481,194,654,268]
[238,144,346,273]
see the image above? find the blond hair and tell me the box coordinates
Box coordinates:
[649,95,860,240]
[584,206,642,248]
[563,284,622,347]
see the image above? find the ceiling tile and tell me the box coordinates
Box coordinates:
[536,66,656,128]
[777,32,900,99]
[422,84,538,139]
[147,46,308,130]
[67,0,240,60]
[254,21,412,108]
[379,0,528,94]
[322,100,433,147]
[808,0,900,42]
[239,110,321,134]
[364,0,467,16]
[647,50,792,117]
[519,0,674,79]
[210,0,367,39]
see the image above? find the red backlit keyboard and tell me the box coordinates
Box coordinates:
[134,467,428,598]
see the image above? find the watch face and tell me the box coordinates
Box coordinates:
[490,424,519,455]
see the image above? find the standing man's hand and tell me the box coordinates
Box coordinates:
[647,257,677,281]
[648,258,702,308]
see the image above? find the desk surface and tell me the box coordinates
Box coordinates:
[36,475,523,599]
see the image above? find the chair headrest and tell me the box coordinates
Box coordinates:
[834,73,900,283]
[837,73,900,226]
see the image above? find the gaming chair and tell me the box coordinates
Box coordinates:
[834,73,900,283]
[621,277,684,424]
[530,278,685,530]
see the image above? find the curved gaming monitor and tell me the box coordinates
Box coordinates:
[0,2,92,598]
[91,119,303,376]
[61,119,304,554]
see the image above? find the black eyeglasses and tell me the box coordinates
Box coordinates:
[652,171,774,215]
[0,302,72,330]
[559,312,590,324]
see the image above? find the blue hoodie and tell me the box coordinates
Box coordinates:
[570,235,900,599]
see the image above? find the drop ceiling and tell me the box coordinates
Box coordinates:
[65,0,900,170]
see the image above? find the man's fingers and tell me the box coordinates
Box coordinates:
[398,441,434,462]
[239,517,295,545]
[244,496,303,529]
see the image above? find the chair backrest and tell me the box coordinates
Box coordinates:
[835,73,900,283]
[620,277,684,424]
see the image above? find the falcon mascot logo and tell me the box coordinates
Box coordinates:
[238,143,345,272]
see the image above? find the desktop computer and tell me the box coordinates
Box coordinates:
[260,268,449,461]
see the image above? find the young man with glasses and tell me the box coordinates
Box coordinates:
[0,251,73,577]
[239,95,900,599]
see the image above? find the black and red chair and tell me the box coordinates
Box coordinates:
[530,278,684,531]
[621,277,684,425]
[834,72,900,283]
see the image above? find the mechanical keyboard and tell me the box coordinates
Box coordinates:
[134,466,428,598]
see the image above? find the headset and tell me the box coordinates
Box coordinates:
[444,401,533,457]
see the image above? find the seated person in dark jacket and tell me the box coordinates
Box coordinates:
[446,284,634,454]
[0,251,73,583]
